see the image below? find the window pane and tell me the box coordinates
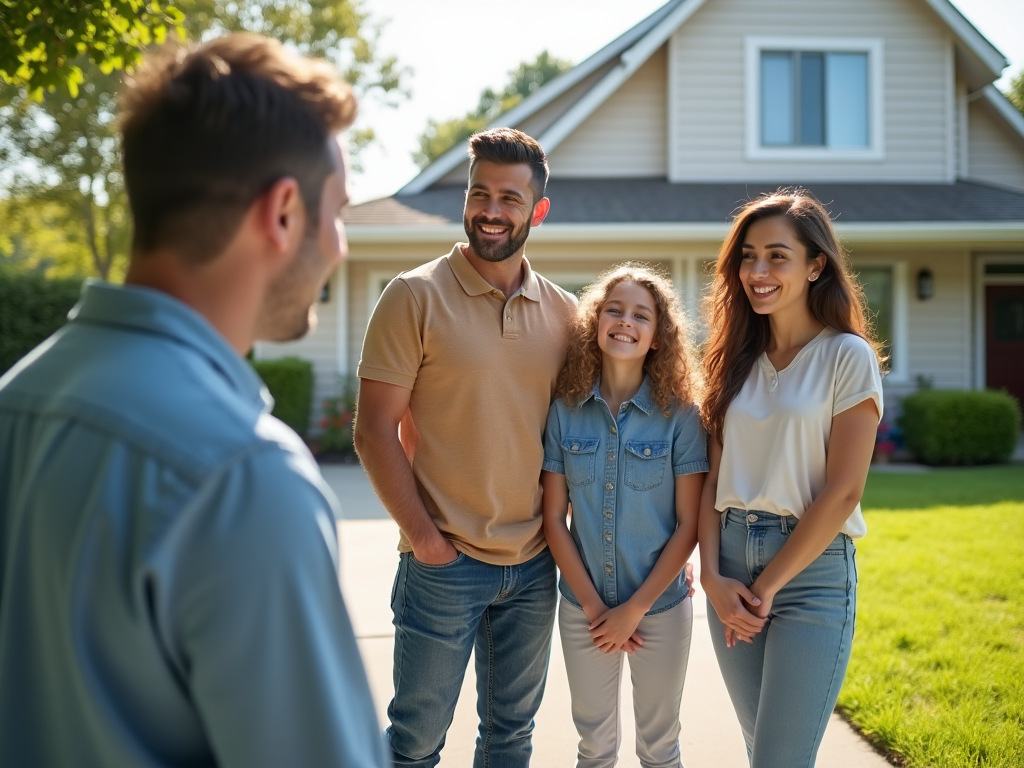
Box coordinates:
[859,267,893,363]
[826,52,869,147]
[761,52,794,146]
[799,52,825,146]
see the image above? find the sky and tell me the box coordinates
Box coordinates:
[348,0,1024,204]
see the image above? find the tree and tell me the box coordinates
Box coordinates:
[1006,70,1024,116]
[414,50,572,169]
[0,0,185,98]
[0,0,407,280]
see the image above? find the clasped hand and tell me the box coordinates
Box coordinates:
[704,574,770,648]
[586,602,646,654]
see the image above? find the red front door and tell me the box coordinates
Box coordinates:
[986,285,1024,405]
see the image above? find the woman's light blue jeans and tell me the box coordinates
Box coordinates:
[386,548,556,768]
[708,509,857,768]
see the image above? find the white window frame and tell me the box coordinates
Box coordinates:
[745,37,885,161]
[854,259,908,384]
[367,270,401,313]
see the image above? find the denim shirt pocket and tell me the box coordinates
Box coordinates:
[624,440,670,491]
[561,437,599,487]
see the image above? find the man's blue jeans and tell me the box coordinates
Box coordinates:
[386,548,557,768]
[708,509,857,768]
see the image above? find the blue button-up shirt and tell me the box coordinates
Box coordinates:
[542,378,708,615]
[0,281,385,768]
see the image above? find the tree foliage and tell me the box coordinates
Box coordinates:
[1006,70,1024,116]
[0,0,407,280]
[0,0,186,98]
[414,50,572,169]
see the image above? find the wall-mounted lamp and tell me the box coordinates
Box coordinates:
[916,268,934,301]
[319,282,331,303]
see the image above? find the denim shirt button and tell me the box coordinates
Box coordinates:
[571,443,579,451]
[610,425,617,434]
[604,532,611,541]
[605,482,614,490]
[607,453,615,460]
[643,447,651,456]
[604,566,612,574]
[604,510,612,518]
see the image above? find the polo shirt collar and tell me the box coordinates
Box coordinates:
[448,243,541,302]
[584,375,656,415]
[70,280,272,412]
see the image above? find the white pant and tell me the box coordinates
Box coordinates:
[558,596,693,768]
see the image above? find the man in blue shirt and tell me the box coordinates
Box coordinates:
[0,34,385,768]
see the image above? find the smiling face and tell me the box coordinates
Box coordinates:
[596,281,660,365]
[463,160,540,263]
[738,215,825,318]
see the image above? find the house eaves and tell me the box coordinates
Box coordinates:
[922,0,1008,81]
[347,221,1024,247]
[398,0,690,196]
[981,85,1024,148]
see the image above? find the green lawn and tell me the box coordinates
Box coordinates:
[839,465,1024,768]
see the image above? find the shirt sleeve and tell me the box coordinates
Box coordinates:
[166,446,387,768]
[356,276,423,390]
[672,404,710,476]
[833,336,884,422]
[541,401,565,475]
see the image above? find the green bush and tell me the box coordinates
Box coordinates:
[0,271,83,376]
[900,389,1021,465]
[250,357,314,439]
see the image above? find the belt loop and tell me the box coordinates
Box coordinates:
[721,510,728,531]
[781,515,791,534]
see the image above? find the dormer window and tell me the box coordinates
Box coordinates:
[746,38,884,160]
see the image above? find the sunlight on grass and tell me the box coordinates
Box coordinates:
[840,467,1024,768]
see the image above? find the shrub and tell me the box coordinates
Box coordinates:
[0,271,83,376]
[319,375,357,453]
[250,357,314,438]
[899,389,1021,465]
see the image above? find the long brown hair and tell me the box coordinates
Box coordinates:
[702,189,884,443]
[557,263,703,414]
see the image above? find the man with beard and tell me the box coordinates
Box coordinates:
[0,35,385,768]
[355,128,577,767]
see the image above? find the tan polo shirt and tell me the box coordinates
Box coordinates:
[357,244,577,565]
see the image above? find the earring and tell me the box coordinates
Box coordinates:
[809,273,819,281]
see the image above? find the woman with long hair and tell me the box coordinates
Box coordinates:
[699,190,884,767]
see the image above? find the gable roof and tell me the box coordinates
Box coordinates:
[398,0,1010,197]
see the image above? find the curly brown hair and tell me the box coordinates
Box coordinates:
[702,189,884,443]
[556,263,703,414]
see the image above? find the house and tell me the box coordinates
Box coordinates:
[255,0,1024,428]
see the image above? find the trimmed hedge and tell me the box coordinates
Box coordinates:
[250,357,314,439]
[0,271,83,377]
[900,389,1021,465]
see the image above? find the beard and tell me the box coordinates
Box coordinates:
[256,232,323,343]
[463,214,531,263]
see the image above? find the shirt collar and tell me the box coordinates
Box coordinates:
[447,243,541,302]
[583,375,656,415]
[70,280,272,412]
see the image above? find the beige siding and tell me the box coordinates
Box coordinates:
[966,100,1024,191]
[669,0,952,182]
[547,47,668,177]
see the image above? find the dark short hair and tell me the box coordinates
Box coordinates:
[120,33,357,263]
[467,128,548,204]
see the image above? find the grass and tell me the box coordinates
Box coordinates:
[839,465,1024,768]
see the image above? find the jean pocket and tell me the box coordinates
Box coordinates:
[561,437,599,487]
[410,551,466,570]
[624,440,669,491]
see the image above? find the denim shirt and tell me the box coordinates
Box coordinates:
[542,377,708,615]
[0,281,385,768]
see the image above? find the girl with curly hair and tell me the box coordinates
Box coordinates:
[541,263,706,768]
[699,190,884,768]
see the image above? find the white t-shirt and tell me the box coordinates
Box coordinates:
[715,327,883,538]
